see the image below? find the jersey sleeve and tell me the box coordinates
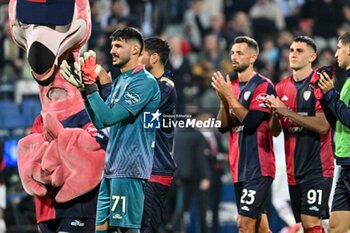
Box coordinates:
[275,82,283,99]
[315,98,323,113]
[158,79,177,114]
[249,81,275,113]
[118,75,159,116]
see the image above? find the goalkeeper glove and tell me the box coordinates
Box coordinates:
[81,50,102,85]
[60,57,85,91]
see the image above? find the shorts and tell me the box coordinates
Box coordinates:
[38,218,95,233]
[141,182,171,233]
[289,177,332,222]
[331,167,350,211]
[234,176,273,219]
[96,177,146,229]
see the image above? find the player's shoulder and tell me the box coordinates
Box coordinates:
[132,67,158,86]
[159,76,174,87]
[276,75,292,88]
[158,70,175,90]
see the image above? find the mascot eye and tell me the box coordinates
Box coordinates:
[48,88,67,101]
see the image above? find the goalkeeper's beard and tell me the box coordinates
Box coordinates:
[114,59,129,69]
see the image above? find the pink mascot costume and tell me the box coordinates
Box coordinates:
[8,0,106,232]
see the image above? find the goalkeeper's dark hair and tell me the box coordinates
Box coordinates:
[233,36,259,55]
[338,32,350,45]
[110,27,144,55]
[294,36,317,53]
[144,37,170,66]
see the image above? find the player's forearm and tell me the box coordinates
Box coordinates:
[226,96,248,123]
[284,111,329,135]
[269,115,281,137]
[84,101,104,129]
[87,92,131,127]
[324,89,350,128]
[217,101,231,129]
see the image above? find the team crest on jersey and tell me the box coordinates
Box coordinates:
[244,91,251,101]
[303,91,311,101]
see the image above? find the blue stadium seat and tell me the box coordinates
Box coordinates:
[0,100,20,117]
[2,115,27,129]
[20,98,42,121]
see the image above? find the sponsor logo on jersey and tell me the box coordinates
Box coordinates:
[124,91,141,105]
[256,93,268,102]
[281,95,289,101]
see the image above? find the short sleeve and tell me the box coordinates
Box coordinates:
[118,75,159,116]
[249,81,275,113]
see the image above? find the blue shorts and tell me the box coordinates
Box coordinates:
[38,218,95,233]
[331,167,350,212]
[234,176,273,219]
[96,177,146,228]
[289,177,332,222]
[141,182,171,233]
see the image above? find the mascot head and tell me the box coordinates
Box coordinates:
[8,0,92,120]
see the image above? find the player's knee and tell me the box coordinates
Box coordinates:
[237,216,255,232]
[304,225,323,233]
[96,221,109,231]
[327,224,345,233]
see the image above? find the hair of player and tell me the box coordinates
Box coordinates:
[294,36,317,53]
[110,27,144,55]
[233,36,259,56]
[144,37,170,66]
[338,32,350,45]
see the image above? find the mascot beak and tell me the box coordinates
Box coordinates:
[8,0,91,86]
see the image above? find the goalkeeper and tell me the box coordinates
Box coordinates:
[62,27,160,233]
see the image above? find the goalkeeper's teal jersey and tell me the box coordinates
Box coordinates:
[88,65,160,179]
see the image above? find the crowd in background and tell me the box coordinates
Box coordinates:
[2,0,350,111]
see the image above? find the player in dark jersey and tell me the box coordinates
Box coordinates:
[268,36,334,233]
[211,36,275,233]
[140,38,177,233]
[317,32,350,233]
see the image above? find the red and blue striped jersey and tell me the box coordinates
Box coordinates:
[276,74,334,185]
[228,73,276,183]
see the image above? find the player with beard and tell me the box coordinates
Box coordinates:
[80,27,160,233]
[211,36,276,233]
[139,38,177,233]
